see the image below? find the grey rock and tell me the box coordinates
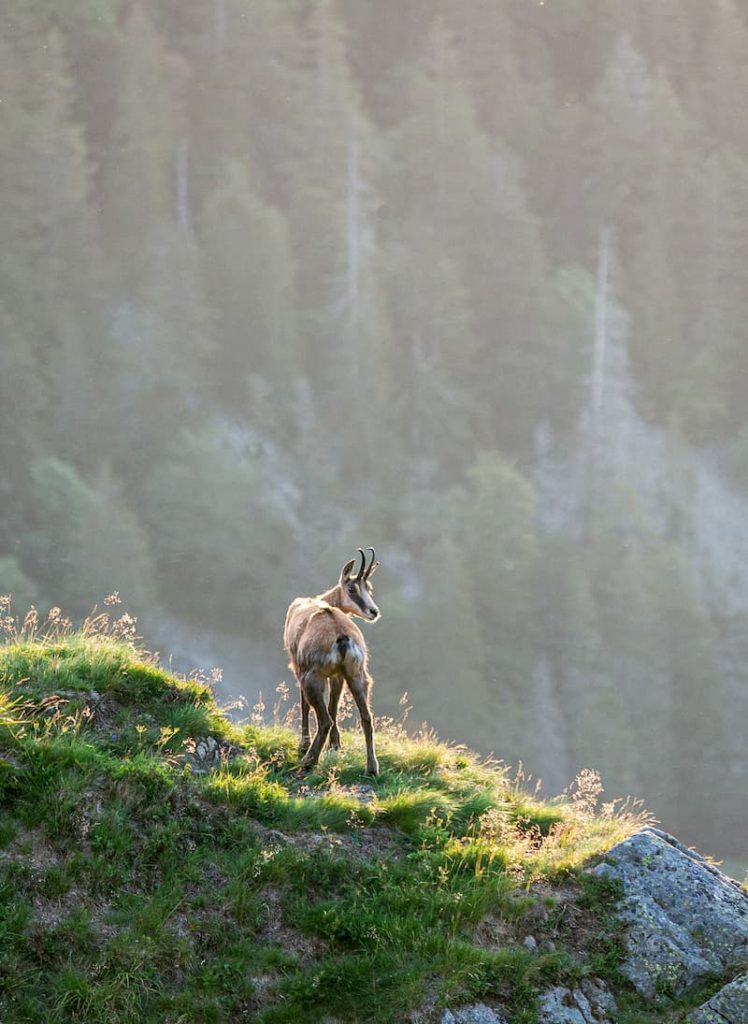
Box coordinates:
[687,973,748,1023]
[307,783,378,805]
[340,783,377,804]
[523,934,538,952]
[571,989,595,1024]
[184,737,237,772]
[538,984,616,1024]
[440,1005,506,1024]
[579,979,617,1018]
[528,901,550,926]
[538,987,593,1024]
[592,829,748,1000]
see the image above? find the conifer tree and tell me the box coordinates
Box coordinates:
[107,225,214,478]
[450,453,539,757]
[0,21,106,466]
[445,0,542,151]
[584,35,655,257]
[22,459,156,619]
[0,307,41,551]
[700,0,748,155]
[383,223,479,484]
[102,4,189,286]
[201,161,298,408]
[141,429,292,634]
[184,0,299,209]
[672,151,748,438]
[412,533,490,749]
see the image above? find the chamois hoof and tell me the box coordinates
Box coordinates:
[365,763,379,777]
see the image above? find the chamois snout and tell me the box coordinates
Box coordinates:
[348,587,379,622]
[337,547,381,622]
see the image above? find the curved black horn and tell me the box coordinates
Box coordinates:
[365,546,377,578]
[356,548,367,579]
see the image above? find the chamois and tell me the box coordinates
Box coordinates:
[284,548,381,775]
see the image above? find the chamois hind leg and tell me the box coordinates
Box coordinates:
[298,673,332,772]
[345,671,379,776]
[327,676,344,751]
[298,683,311,756]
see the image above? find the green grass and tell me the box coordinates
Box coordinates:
[0,621,666,1023]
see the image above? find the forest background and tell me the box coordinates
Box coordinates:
[2,0,748,863]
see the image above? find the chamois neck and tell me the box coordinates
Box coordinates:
[318,585,344,609]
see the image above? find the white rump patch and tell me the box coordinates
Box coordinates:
[345,642,365,665]
[313,640,365,669]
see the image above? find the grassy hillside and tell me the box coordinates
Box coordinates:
[0,610,657,1023]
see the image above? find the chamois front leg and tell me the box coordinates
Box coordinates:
[327,676,344,751]
[346,671,379,776]
[298,673,332,772]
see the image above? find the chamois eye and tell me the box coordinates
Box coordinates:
[348,585,357,594]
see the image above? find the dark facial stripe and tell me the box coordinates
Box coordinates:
[349,588,369,614]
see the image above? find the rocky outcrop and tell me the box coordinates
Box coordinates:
[592,828,748,1000]
[538,979,617,1023]
[440,1005,506,1024]
[181,735,238,772]
[441,977,618,1024]
[442,829,746,1024]
[687,973,748,1024]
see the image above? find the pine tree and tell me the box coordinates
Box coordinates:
[106,224,214,478]
[391,16,554,453]
[390,16,492,253]
[383,222,479,484]
[0,20,107,466]
[534,538,607,792]
[0,306,41,551]
[630,0,695,92]
[184,0,300,209]
[700,0,748,156]
[445,0,543,151]
[201,160,298,407]
[102,4,189,286]
[672,151,748,439]
[141,429,293,634]
[660,567,723,840]
[583,35,655,259]
[0,558,37,613]
[622,72,698,430]
[22,459,156,619]
[341,0,434,129]
[412,533,490,749]
[586,491,675,801]
[449,453,540,759]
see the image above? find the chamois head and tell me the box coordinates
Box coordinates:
[337,547,380,622]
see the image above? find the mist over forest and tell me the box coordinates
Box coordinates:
[2,0,748,860]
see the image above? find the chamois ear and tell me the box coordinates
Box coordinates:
[339,558,356,583]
